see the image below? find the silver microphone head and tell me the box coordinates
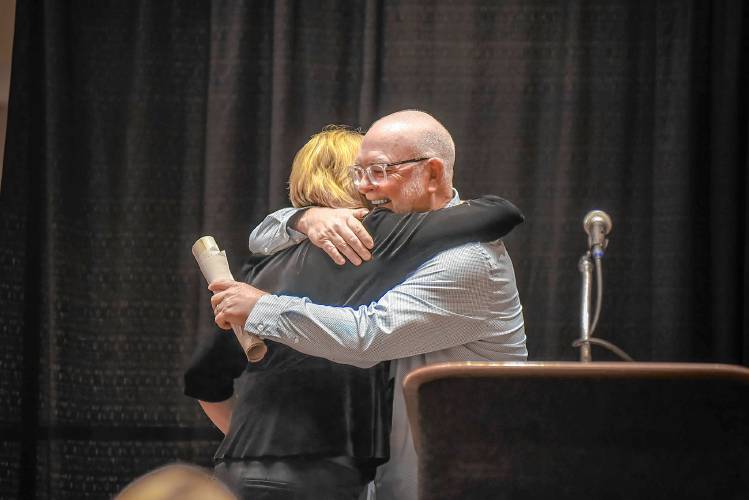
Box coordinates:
[583,210,612,254]
[583,210,612,236]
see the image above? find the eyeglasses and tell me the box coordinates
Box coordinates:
[349,157,429,187]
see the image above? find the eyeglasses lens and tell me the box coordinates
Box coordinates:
[351,165,386,186]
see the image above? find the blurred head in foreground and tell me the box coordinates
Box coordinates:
[115,463,237,500]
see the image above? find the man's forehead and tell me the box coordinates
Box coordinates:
[356,145,393,163]
[358,127,411,162]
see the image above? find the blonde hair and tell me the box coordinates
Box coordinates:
[288,125,366,209]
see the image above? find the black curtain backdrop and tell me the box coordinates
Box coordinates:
[0,0,747,497]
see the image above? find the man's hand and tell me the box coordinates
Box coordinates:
[293,207,374,265]
[209,279,269,330]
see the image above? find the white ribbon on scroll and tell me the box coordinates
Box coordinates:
[192,236,268,363]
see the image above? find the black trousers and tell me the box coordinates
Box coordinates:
[215,457,372,500]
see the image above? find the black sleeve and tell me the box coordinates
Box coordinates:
[183,327,246,402]
[369,195,524,262]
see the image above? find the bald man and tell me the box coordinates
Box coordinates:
[211,110,527,499]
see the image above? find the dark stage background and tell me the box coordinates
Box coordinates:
[1,0,747,497]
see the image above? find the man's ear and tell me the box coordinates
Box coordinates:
[426,158,445,193]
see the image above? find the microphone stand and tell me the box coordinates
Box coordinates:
[578,252,594,362]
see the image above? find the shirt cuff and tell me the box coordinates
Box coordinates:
[287,226,306,244]
[285,207,309,243]
[245,294,301,341]
[248,207,309,254]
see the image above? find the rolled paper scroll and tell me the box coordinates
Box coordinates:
[192,236,268,363]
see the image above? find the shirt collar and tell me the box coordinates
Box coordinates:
[445,188,461,208]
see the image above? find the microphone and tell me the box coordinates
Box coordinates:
[583,210,612,258]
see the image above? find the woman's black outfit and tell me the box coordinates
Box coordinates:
[184,196,524,499]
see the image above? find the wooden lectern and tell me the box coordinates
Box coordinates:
[403,362,749,499]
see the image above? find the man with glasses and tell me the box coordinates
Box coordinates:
[210,110,527,500]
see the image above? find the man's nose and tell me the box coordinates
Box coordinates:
[358,175,374,192]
